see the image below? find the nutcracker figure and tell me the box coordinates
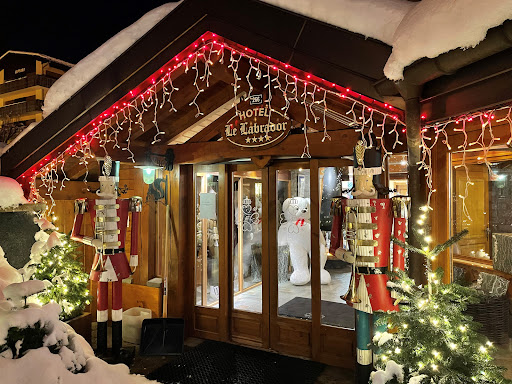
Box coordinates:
[71,157,142,357]
[330,141,409,384]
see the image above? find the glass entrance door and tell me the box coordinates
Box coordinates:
[229,165,269,347]
[217,160,356,366]
[232,169,264,312]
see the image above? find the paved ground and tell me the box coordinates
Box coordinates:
[128,338,354,384]
[92,323,511,383]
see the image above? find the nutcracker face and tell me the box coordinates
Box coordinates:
[97,176,117,198]
[352,172,377,199]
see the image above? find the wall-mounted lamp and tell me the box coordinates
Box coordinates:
[138,166,161,185]
[134,149,174,185]
[134,149,174,202]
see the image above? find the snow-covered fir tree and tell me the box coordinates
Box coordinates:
[371,207,512,384]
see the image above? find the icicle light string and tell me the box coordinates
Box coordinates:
[420,104,512,221]
[27,37,405,211]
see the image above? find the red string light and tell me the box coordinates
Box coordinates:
[20,31,405,201]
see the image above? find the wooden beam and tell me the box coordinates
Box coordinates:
[187,107,234,142]
[139,81,234,145]
[251,155,272,168]
[129,71,208,142]
[171,129,360,164]
[431,143,451,283]
[36,180,99,200]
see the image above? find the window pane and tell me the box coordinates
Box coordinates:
[451,149,512,263]
[388,154,408,198]
[452,163,490,258]
[232,170,263,313]
[319,166,355,329]
[195,170,220,307]
[277,168,312,320]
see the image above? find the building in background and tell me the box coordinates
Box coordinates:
[0,51,73,145]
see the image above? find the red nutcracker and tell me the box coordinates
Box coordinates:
[71,157,142,356]
[330,141,409,384]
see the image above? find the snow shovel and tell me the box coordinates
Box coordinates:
[139,318,184,356]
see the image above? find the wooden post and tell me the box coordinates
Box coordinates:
[404,95,428,286]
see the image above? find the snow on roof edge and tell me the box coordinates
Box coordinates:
[260,0,414,46]
[0,50,74,68]
[384,0,512,81]
[42,2,183,119]
[0,122,39,157]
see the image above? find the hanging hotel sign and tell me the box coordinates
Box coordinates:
[223,95,290,148]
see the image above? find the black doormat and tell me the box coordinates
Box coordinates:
[278,297,355,329]
[146,339,325,384]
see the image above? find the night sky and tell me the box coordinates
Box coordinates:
[2,1,180,64]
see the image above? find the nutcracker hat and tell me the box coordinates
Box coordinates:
[353,133,382,177]
[97,156,120,197]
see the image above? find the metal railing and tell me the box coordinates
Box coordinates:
[0,99,44,120]
[0,74,57,95]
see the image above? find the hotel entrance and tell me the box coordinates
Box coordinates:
[192,159,356,368]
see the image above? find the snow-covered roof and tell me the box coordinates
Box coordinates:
[0,122,38,157]
[261,0,512,80]
[41,0,512,120]
[384,0,512,80]
[42,2,182,118]
[0,50,74,68]
[261,0,415,46]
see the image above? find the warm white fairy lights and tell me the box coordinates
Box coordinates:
[25,34,406,213]
[419,104,512,219]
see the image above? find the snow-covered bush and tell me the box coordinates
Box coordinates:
[0,280,158,383]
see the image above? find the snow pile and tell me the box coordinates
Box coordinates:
[0,247,22,301]
[29,228,65,266]
[0,177,28,209]
[34,217,56,231]
[408,374,428,384]
[0,301,64,348]
[1,348,157,384]
[370,360,404,384]
[2,280,48,303]
[0,281,158,384]
[261,0,414,45]
[384,0,512,80]
[373,331,394,346]
[42,2,182,118]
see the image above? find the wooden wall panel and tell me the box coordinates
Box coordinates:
[194,307,221,340]
[231,311,264,346]
[273,319,312,358]
[89,281,162,321]
[318,327,356,368]
[431,143,451,283]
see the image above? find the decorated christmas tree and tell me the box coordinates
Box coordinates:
[0,176,91,321]
[371,207,512,384]
[30,233,91,321]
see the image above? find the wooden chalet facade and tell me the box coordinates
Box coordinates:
[1,0,512,369]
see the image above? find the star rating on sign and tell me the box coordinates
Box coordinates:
[244,134,273,144]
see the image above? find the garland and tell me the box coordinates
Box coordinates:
[22,33,406,215]
[419,103,512,218]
